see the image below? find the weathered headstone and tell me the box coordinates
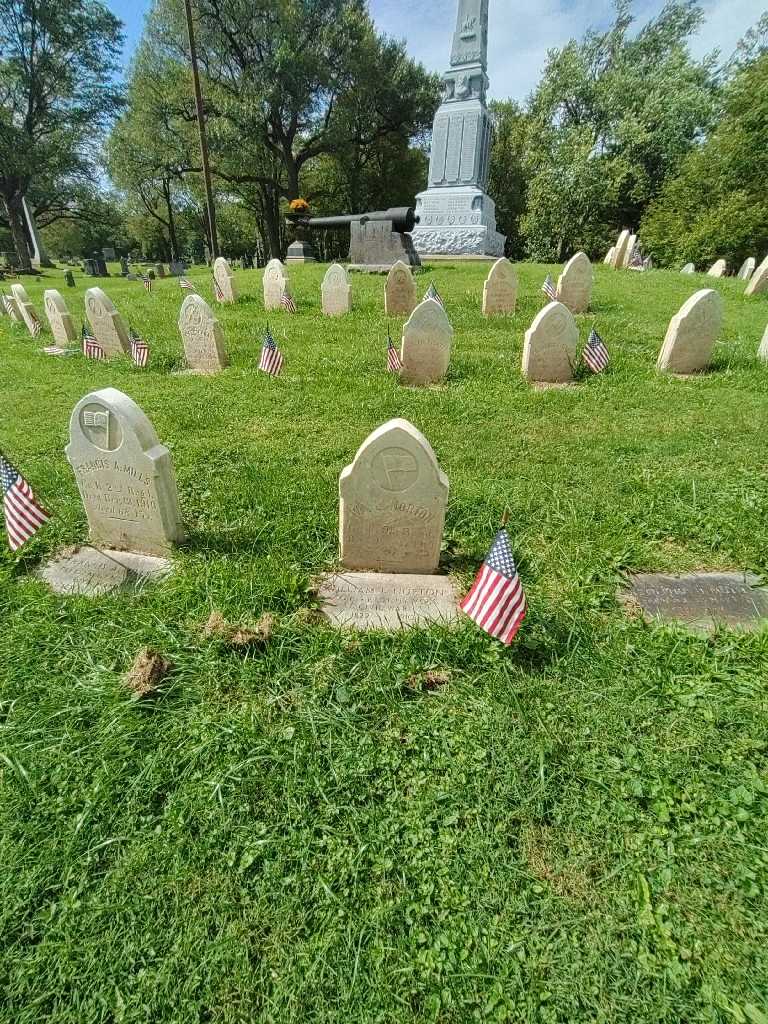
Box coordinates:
[263,258,287,311]
[321,263,351,316]
[154,263,166,279]
[623,572,768,634]
[384,260,417,317]
[745,255,768,297]
[556,251,592,313]
[522,301,578,384]
[339,418,448,574]
[603,247,615,265]
[40,547,171,597]
[65,387,184,557]
[64,270,76,288]
[43,290,76,347]
[178,294,228,373]
[169,260,188,276]
[213,256,237,303]
[680,263,695,274]
[707,259,727,278]
[610,230,632,269]
[399,298,453,386]
[119,257,130,276]
[656,289,723,374]
[10,283,42,336]
[758,322,768,363]
[318,572,459,630]
[621,234,637,269]
[84,287,130,357]
[737,257,756,281]
[482,258,517,316]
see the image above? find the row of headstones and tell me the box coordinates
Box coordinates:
[64,388,446,579]
[681,254,768,295]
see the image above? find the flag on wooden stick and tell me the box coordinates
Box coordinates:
[258,325,284,377]
[424,281,444,307]
[280,288,297,313]
[0,451,50,551]
[180,277,196,291]
[542,274,557,301]
[460,527,527,645]
[142,276,153,292]
[213,275,224,302]
[29,311,42,338]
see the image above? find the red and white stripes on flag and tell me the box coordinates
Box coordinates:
[82,325,105,360]
[180,277,196,291]
[213,275,224,302]
[130,328,149,367]
[29,312,42,338]
[2,292,14,317]
[460,528,527,645]
[424,282,444,307]
[387,333,402,372]
[280,288,297,313]
[582,328,609,373]
[0,452,50,551]
[258,326,284,377]
[142,276,153,292]
[542,274,557,301]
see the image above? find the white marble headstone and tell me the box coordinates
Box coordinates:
[263,258,288,311]
[707,259,727,278]
[43,290,76,346]
[758,323,768,363]
[66,387,184,556]
[321,263,351,316]
[339,418,448,574]
[737,257,756,281]
[384,261,417,317]
[604,247,615,265]
[611,230,632,269]
[556,252,592,313]
[522,301,578,384]
[84,287,130,357]
[680,263,695,274]
[482,258,517,316]
[656,289,723,374]
[399,298,453,386]
[178,294,228,373]
[213,256,237,303]
[746,255,768,297]
[10,283,42,336]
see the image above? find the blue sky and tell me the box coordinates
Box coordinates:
[113,0,765,100]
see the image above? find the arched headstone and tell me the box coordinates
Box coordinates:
[384,260,417,317]
[757,323,768,363]
[178,294,228,373]
[84,287,130,357]
[399,298,453,385]
[213,256,237,303]
[522,301,578,384]
[680,263,695,274]
[65,387,184,556]
[10,283,42,336]
[482,258,517,316]
[621,234,637,269]
[556,252,592,313]
[44,290,76,346]
[263,258,287,311]
[737,257,756,281]
[603,247,615,265]
[746,255,768,297]
[64,270,76,288]
[339,418,448,574]
[321,263,351,316]
[707,259,727,278]
[656,289,723,374]
[611,230,632,269]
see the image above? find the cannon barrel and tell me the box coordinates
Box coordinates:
[302,207,419,234]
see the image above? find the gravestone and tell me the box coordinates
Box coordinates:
[64,270,76,288]
[623,572,768,634]
[522,301,578,384]
[604,247,615,265]
[745,255,768,297]
[482,258,517,316]
[10,283,42,336]
[147,269,156,280]
[119,257,130,276]
[321,263,351,316]
[102,247,116,262]
[621,234,637,269]
[399,298,453,385]
[611,230,632,269]
[169,260,188,276]
[43,290,76,347]
[318,572,459,630]
[758,323,768,362]
[3,292,22,322]
[707,259,727,278]
[556,251,592,313]
[213,256,237,303]
[84,287,130,357]
[656,289,723,374]
[680,263,695,274]
[154,263,166,279]
[737,257,756,281]
[178,294,228,373]
[339,418,448,574]
[263,258,287,311]
[65,387,184,557]
[384,260,417,317]
[40,547,171,597]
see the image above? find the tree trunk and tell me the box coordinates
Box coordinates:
[260,184,282,258]
[164,181,179,260]
[4,192,33,272]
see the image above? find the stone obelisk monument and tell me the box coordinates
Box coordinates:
[410,0,505,257]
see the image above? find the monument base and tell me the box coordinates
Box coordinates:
[317,572,460,630]
[285,239,316,263]
[411,186,506,257]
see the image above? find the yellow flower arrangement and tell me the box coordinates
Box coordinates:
[288,198,310,213]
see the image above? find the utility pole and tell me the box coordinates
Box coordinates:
[183,0,219,259]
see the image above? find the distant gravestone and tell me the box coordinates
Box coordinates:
[263,258,287,311]
[707,259,727,277]
[384,260,417,317]
[482,258,517,316]
[178,294,228,374]
[680,263,695,274]
[758,323,768,362]
[65,387,184,557]
[64,270,76,288]
[339,418,448,574]
[321,263,351,316]
[213,256,237,303]
[656,289,723,375]
[622,234,637,269]
[84,287,130,357]
[745,255,768,297]
[603,247,615,265]
[522,301,578,384]
[43,290,76,347]
[147,269,156,280]
[119,257,130,276]
[169,260,188,276]
[10,283,42,336]
[399,298,453,386]
[611,230,632,269]
[556,251,592,313]
[623,572,768,634]
[737,257,756,281]
[154,263,166,279]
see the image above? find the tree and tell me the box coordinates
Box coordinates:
[487,101,532,258]
[0,0,123,270]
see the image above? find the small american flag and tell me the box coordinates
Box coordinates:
[82,324,105,360]
[1,292,13,317]
[582,328,609,373]
[542,274,557,301]
[387,330,402,372]
[258,325,284,377]
[460,528,527,645]
[29,311,42,338]
[424,282,444,307]
[213,275,224,302]
[180,277,196,291]
[142,276,153,292]
[1,452,50,551]
[130,327,149,368]
[280,288,297,313]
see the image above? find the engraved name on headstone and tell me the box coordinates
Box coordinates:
[318,572,460,630]
[625,572,768,633]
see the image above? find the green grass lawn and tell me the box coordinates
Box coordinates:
[1,259,768,1023]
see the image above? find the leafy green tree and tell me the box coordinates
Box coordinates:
[487,101,532,258]
[0,0,123,270]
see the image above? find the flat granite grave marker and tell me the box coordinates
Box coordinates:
[321,263,351,316]
[10,283,42,336]
[737,257,756,281]
[399,298,453,385]
[623,572,768,633]
[65,387,184,557]
[178,294,228,373]
[556,251,592,313]
[384,260,417,317]
[263,258,288,311]
[213,256,237,303]
[40,547,172,597]
[43,290,76,347]
[522,301,578,384]
[84,287,130,357]
[482,258,517,316]
[745,254,768,297]
[339,418,448,574]
[656,289,723,375]
[707,259,727,277]
[318,572,459,630]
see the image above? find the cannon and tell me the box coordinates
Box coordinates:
[285,207,421,272]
